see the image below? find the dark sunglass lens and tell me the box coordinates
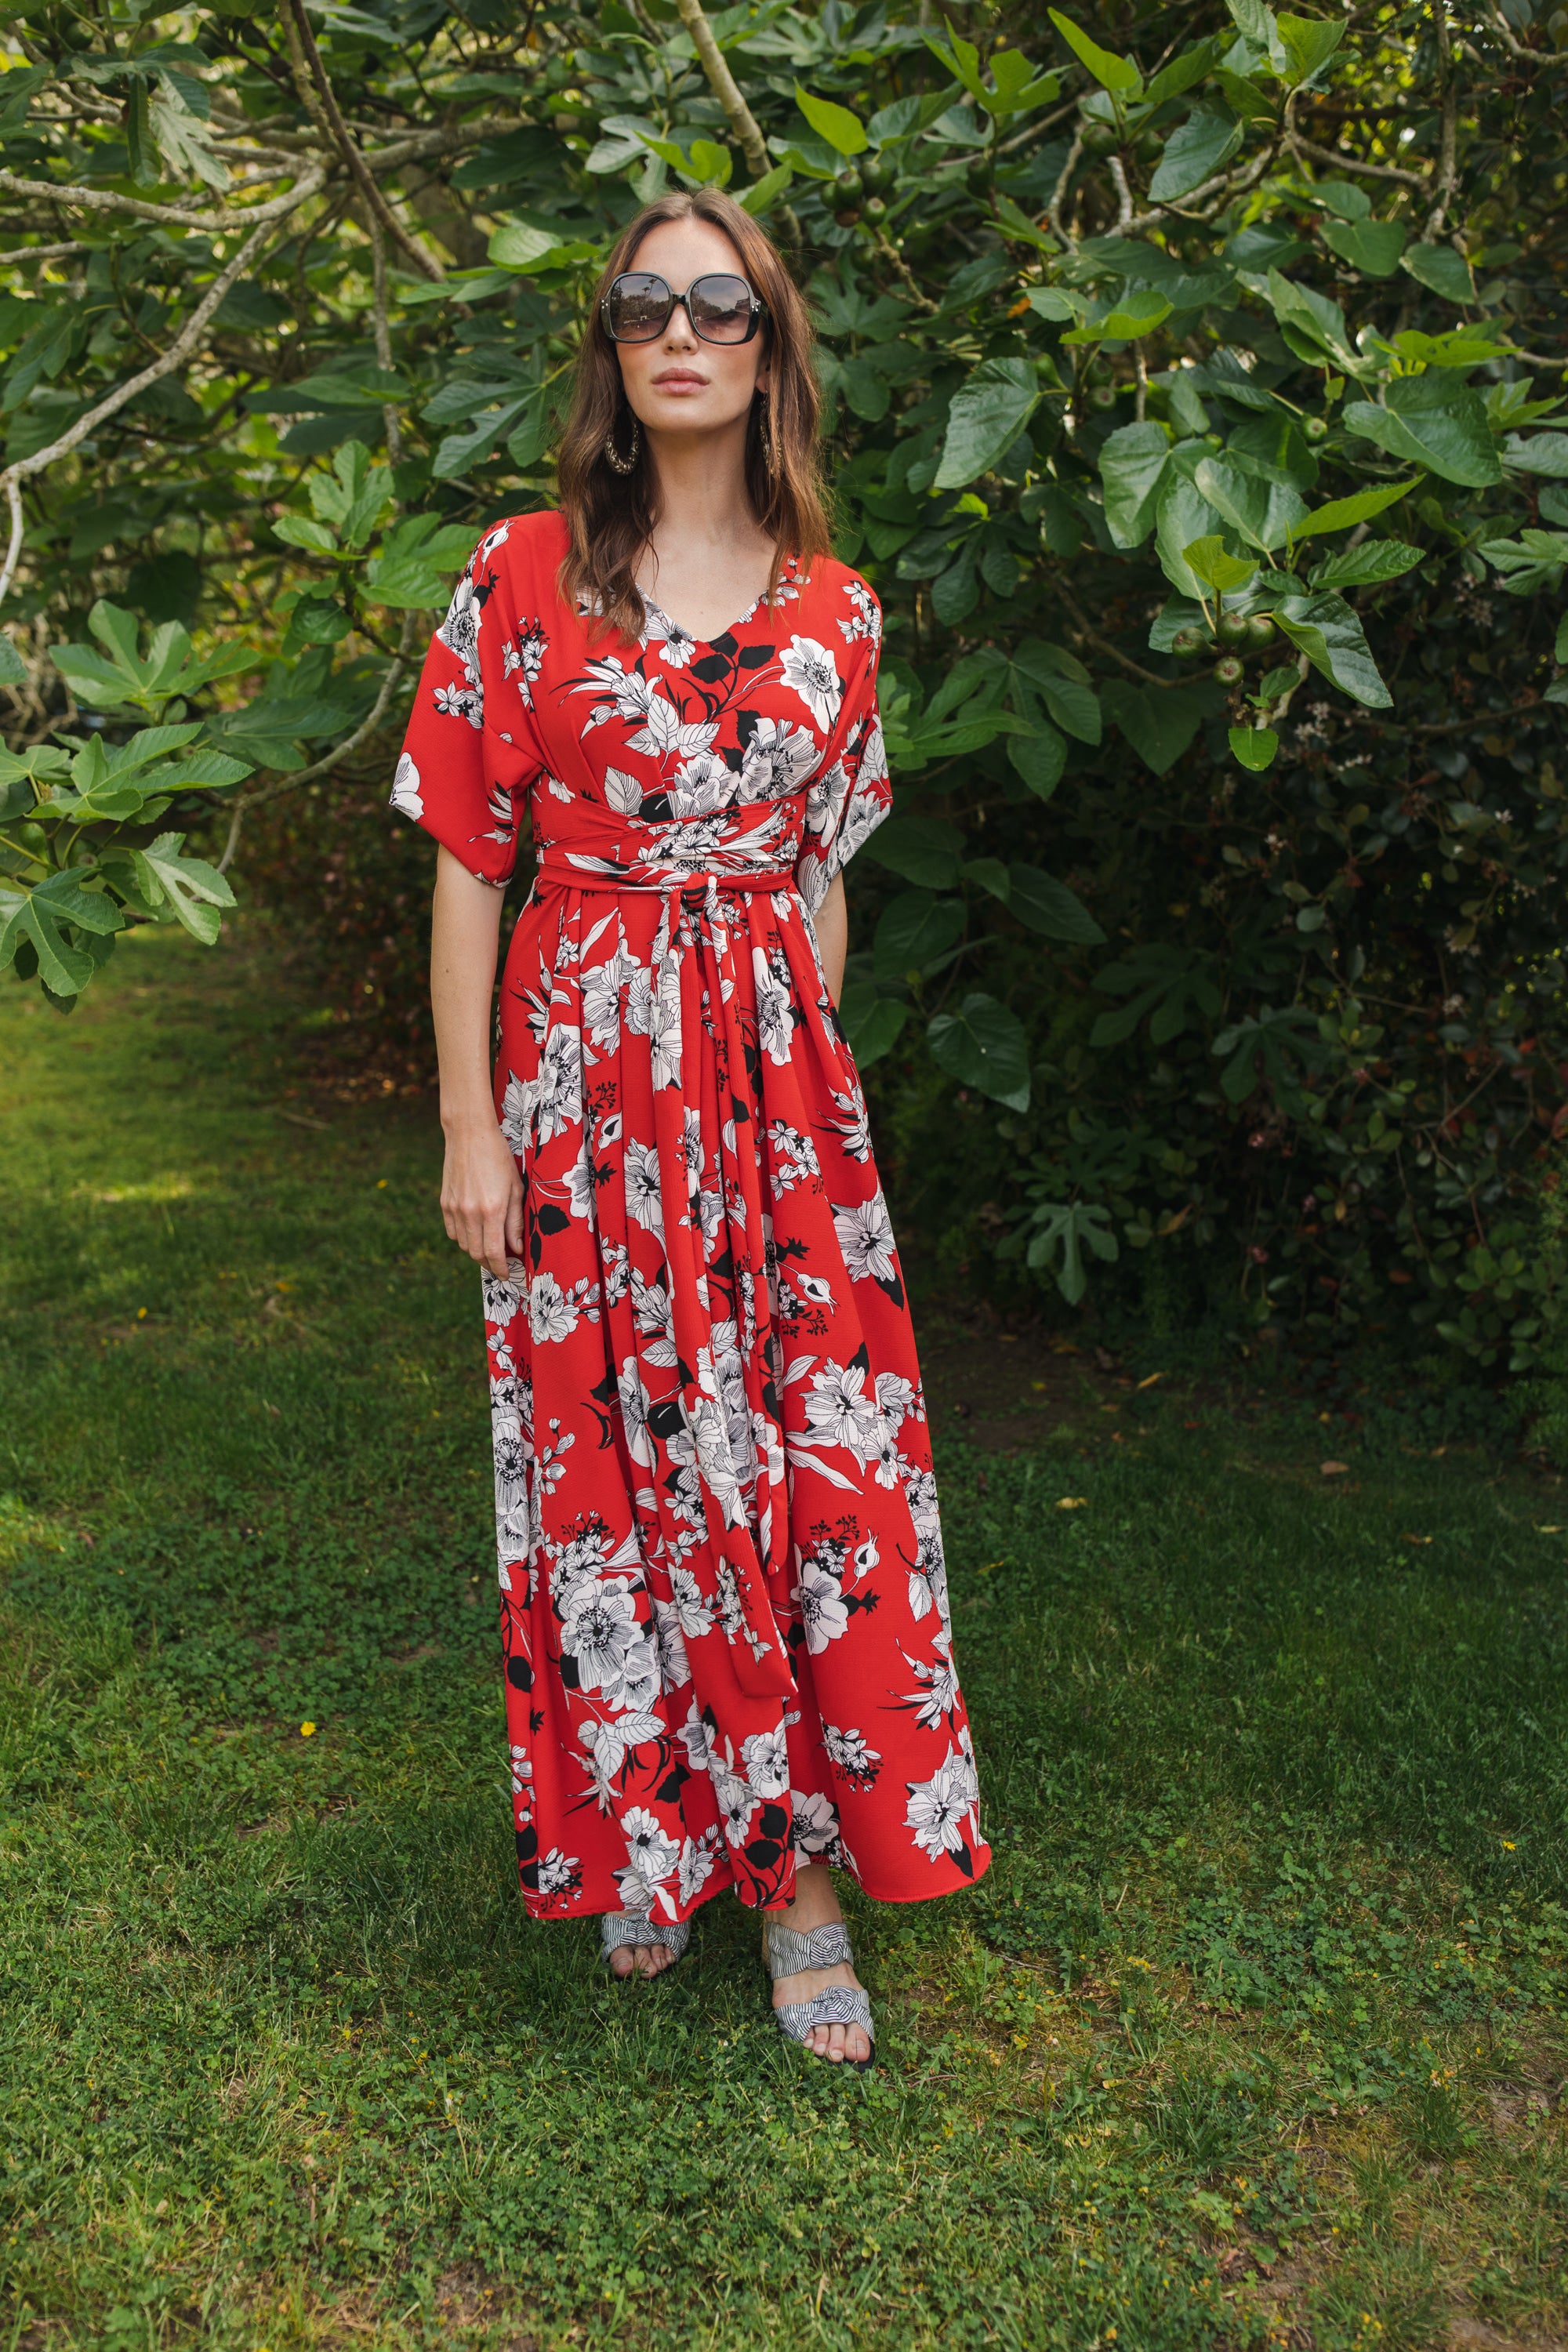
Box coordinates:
[688,274,753,341]
[608,274,670,340]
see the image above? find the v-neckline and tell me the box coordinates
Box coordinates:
[641,557,798,652]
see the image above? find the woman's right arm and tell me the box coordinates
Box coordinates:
[430,843,524,1282]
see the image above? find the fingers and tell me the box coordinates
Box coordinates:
[481,1206,511,1282]
[504,1171,525,1262]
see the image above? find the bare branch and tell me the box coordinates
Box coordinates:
[279,0,445,282]
[1287,132,1426,191]
[1048,132,1083,251]
[1425,0,1458,238]
[1481,0,1543,61]
[368,214,404,464]
[1108,153,1134,233]
[0,165,321,230]
[0,173,327,607]
[0,239,91,266]
[670,0,770,179]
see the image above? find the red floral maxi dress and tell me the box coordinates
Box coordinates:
[391,507,989,1926]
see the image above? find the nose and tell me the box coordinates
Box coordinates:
[660,296,699,350]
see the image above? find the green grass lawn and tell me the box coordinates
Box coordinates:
[2,926,1566,2352]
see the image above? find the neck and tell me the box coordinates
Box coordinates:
[644,413,765,557]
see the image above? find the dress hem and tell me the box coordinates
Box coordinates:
[522,1846,990,1927]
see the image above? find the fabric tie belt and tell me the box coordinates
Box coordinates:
[533,853,797,901]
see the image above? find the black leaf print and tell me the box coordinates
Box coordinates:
[655,1766,688,1803]
[738,643,774,670]
[506,1656,533,1690]
[710,631,739,656]
[746,1837,783,1871]
[647,1398,687,1441]
[734,709,760,746]
[536,1204,572,1236]
[690,652,732,684]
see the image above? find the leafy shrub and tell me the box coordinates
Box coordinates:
[1,0,1566,1376]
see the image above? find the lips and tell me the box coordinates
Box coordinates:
[652,371,708,391]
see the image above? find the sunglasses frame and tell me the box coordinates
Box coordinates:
[600,269,766,347]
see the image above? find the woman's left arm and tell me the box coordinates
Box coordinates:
[814,873,848,1007]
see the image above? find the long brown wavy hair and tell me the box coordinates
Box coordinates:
[557,188,830,641]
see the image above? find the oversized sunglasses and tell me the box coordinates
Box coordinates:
[600,270,764,346]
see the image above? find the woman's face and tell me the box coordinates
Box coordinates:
[612,217,770,441]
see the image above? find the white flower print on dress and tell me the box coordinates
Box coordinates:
[753,945,795,1066]
[670,1565,715,1639]
[503,620,546,706]
[528,1272,579,1345]
[803,1359,883,1462]
[822,1723,882,1790]
[767,1120,820,1189]
[670,748,731,816]
[390,751,423,819]
[627,695,720,766]
[434,681,482,726]
[791,1788,840,1855]
[641,603,698,670]
[781,635,843,732]
[572,652,659,729]
[559,1575,645,1695]
[651,1596,691,1693]
[899,1629,961,1731]
[828,1087,874,1163]
[676,1700,712,1778]
[604,766,644,816]
[677,1829,720,1904]
[534,1849,579,1896]
[737,716,822,804]
[833,1191,898,1287]
[742,1723,790,1798]
[796,1552,850,1653]
[623,1138,666,1234]
[838,579,882,645]
[648,953,684,1091]
[615,1806,681,1913]
[905,1745,976,1863]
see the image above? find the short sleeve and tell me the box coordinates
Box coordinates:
[389,520,543,887]
[793,576,891,920]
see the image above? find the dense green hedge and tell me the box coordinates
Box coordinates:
[2,0,1567,1374]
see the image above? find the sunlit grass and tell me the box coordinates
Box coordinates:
[1,927,1565,2351]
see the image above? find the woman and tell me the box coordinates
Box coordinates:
[391,188,989,2067]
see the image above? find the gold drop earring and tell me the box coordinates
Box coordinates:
[604,410,641,475]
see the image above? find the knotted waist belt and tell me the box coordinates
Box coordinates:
[533,852,797,901]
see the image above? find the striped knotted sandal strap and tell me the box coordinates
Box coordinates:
[760,1918,854,1978]
[772,1982,877,2051]
[600,1912,690,1965]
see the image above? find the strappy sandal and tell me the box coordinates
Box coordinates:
[761,1917,876,2069]
[600,1912,689,1974]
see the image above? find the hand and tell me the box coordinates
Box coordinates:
[441,1119,524,1280]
